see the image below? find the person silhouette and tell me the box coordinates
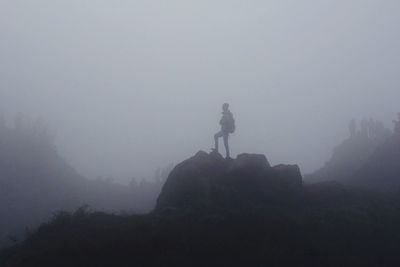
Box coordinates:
[349,119,357,138]
[361,118,369,138]
[0,114,5,130]
[393,113,400,134]
[214,103,235,159]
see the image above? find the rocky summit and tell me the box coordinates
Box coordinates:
[156,151,303,211]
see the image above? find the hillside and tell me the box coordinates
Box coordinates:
[0,120,162,248]
[352,134,400,191]
[307,135,383,184]
[2,150,400,267]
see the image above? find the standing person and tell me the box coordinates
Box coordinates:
[0,114,5,130]
[349,119,357,138]
[214,103,235,159]
[393,113,400,134]
[368,118,375,139]
[361,118,369,138]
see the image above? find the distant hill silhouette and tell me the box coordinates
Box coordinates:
[308,125,400,192]
[3,151,400,267]
[0,118,165,248]
[307,134,388,184]
[352,134,400,191]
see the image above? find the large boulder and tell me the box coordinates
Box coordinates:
[228,153,270,177]
[272,164,303,189]
[155,151,303,211]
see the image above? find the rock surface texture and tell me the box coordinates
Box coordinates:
[156,151,303,211]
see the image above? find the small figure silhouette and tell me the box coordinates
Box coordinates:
[0,114,5,131]
[393,113,400,134]
[349,119,357,138]
[361,118,369,138]
[214,103,235,159]
[368,118,376,139]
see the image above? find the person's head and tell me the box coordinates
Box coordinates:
[222,103,229,112]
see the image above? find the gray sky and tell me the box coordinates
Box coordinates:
[1,0,400,183]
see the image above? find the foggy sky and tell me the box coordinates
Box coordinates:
[1,0,400,183]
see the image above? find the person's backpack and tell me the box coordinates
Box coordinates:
[226,112,236,134]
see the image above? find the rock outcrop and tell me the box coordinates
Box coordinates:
[156,151,303,211]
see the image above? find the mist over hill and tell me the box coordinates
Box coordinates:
[2,1,400,265]
[2,0,400,182]
[307,118,392,183]
[2,114,400,266]
[0,117,169,248]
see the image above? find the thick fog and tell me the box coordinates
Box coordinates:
[1,0,400,182]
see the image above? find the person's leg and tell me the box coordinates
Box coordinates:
[223,133,230,158]
[214,131,223,151]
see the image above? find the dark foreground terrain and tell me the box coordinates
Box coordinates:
[2,150,400,267]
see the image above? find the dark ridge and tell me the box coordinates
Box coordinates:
[2,150,400,267]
